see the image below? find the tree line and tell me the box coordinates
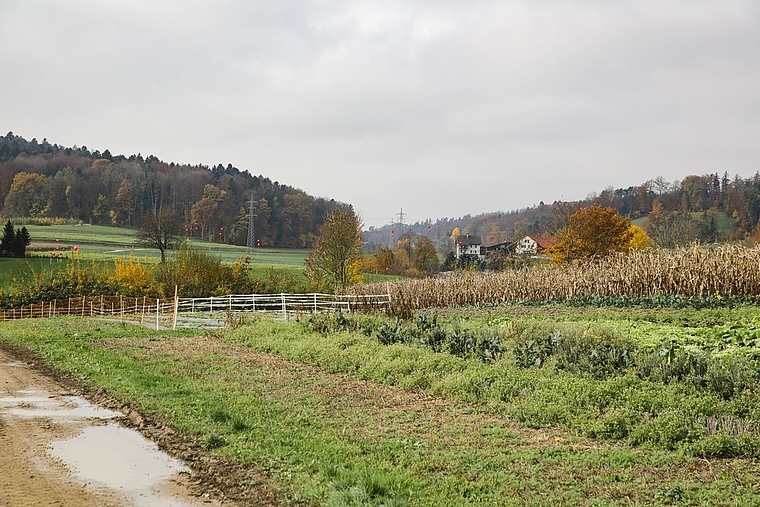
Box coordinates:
[364,172,760,253]
[0,132,346,248]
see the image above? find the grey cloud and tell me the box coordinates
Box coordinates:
[1,0,759,224]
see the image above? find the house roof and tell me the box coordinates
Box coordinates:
[455,234,481,246]
[532,236,556,249]
[484,240,516,252]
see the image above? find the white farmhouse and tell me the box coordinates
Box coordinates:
[515,236,556,256]
[455,235,485,260]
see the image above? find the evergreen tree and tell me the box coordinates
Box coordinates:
[0,221,15,257]
[14,226,31,257]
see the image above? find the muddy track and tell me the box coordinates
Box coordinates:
[0,342,283,507]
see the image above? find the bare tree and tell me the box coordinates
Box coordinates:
[136,209,180,263]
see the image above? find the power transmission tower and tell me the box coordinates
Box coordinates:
[396,208,406,228]
[246,197,257,254]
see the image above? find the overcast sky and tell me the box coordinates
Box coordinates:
[1,1,758,227]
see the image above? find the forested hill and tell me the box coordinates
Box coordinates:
[365,173,760,254]
[0,132,347,248]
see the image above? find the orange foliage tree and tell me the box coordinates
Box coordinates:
[548,205,633,263]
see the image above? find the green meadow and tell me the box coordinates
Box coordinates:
[0,224,308,290]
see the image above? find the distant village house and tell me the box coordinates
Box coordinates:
[515,236,556,256]
[455,235,485,260]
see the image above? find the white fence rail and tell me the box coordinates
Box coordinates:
[180,293,390,316]
[1,293,391,328]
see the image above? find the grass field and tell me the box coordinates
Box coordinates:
[630,209,734,237]
[24,223,307,263]
[1,224,308,291]
[2,306,760,505]
[0,257,78,290]
[7,223,391,293]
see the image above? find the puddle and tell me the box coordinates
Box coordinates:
[50,423,193,507]
[0,386,209,506]
[0,390,120,420]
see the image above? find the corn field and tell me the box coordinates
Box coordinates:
[352,245,760,315]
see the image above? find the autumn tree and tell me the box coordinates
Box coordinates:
[646,202,698,248]
[115,179,135,227]
[413,237,439,273]
[486,223,503,245]
[3,172,48,217]
[548,205,633,263]
[135,209,180,263]
[304,208,363,292]
[375,246,395,273]
[190,198,218,240]
[628,225,652,250]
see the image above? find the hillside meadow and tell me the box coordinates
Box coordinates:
[2,305,760,505]
[0,223,310,294]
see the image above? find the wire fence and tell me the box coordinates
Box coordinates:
[0,293,391,329]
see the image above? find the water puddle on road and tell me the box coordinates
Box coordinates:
[49,423,193,507]
[0,389,121,419]
[0,385,214,506]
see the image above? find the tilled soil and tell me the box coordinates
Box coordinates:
[0,344,280,507]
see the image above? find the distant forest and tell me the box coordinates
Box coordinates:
[365,172,760,254]
[0,132,347,248]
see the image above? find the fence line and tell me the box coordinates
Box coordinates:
[0,293,391,327]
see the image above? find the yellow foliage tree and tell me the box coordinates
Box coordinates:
[304,208,363,292]
[548,205,633,263]
[628,225,652,250]
[109,256,159,297]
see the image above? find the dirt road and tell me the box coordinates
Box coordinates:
[0,348,224,507]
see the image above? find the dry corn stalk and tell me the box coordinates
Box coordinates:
[350,245,760,315]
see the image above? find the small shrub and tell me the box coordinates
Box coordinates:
[636,341,708,387]
[687,431,760,459]
[414,314,447,352]
[375,318,406,345]
[306,312,359,335]
[157,244,253,297]
[705,355,760,400]
[447,327,477,358]
[476,334,503,363]
[553,329,634,379]
[512,331,558,368]
[109,255,159,297]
